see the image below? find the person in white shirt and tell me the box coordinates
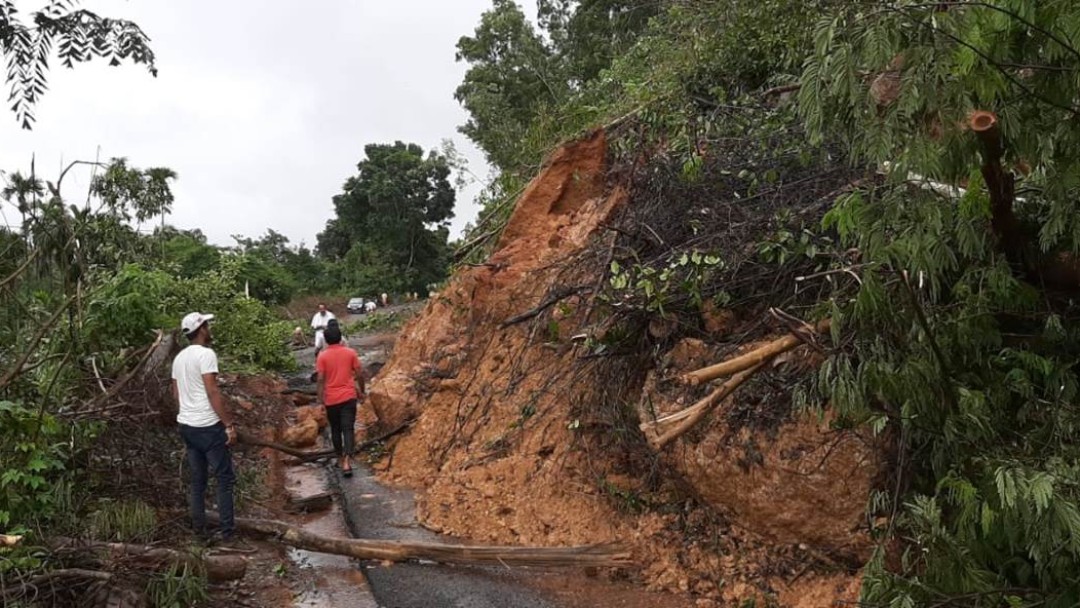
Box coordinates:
[310,303,336,356]
[171,312,238,544]
[364,300,377,313]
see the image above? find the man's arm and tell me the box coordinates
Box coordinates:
[202,373,237,444]
[171,379,179,406]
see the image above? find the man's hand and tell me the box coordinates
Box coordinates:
[225,425,238,446]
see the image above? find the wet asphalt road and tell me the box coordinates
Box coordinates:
[294,341,556,608]
[328,464,556,608]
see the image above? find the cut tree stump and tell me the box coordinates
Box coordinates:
[51,538,248,582]
[208,514,633,568]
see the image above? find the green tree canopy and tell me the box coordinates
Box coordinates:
[454,0,564,172]
[317,142,455,294]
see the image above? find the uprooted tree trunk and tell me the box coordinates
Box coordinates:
[51,538,247,582]
[210,514,633,568]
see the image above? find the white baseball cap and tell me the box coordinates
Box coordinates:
[180,312,215,335]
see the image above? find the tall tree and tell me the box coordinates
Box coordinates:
[454,0,565,171]
[537,0,659,85]
[317,142,455,294]
[1,0,157,128]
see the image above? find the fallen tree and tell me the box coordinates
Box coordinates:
[211,514,633,568]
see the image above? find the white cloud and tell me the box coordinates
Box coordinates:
[0,0,541,247]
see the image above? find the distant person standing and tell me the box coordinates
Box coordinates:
[380,292,388,307]
[316,324,366,478]
[310,303,336,357]
[364,300,377,313]
[172,312,239,544]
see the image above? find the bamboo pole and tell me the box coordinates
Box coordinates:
[681,318,830,386]
[653,363,765,449]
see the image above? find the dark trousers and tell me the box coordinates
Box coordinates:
[325,399,357,456]
[179,422,235,538]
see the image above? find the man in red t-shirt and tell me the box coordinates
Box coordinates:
[315,325,364,477]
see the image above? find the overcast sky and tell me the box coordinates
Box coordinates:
[0,0,538,248]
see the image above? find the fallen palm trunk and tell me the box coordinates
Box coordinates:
[51,538,247,582]
[651,363,765,449]
[681,318,830,386]
[212,514,633,568]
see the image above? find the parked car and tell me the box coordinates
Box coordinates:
[346,297,365,314]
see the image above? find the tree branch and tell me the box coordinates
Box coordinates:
[0,294,76,391]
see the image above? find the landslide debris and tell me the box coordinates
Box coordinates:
[369,127,879,606]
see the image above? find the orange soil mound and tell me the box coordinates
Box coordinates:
[368,131,878,605]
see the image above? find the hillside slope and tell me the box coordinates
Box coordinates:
[369,130,879,606]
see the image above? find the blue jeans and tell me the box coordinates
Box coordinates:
[179,422,235,538]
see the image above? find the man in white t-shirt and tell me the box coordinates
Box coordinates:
[310,303,336,356]
[172,312,238,543]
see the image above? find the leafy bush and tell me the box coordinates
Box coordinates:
[0,401,98,534]
[83,262,295,372]
[163,259,294,372]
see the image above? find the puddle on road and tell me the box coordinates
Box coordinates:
[285,463,377,608]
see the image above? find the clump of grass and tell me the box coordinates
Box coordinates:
[87,499,157,543]
[147,561,209,608]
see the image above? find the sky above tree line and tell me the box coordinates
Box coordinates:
[0,0,538,247]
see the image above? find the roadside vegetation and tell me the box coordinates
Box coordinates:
[0,4,454,604]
